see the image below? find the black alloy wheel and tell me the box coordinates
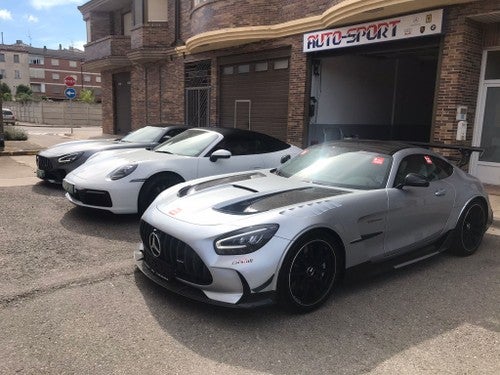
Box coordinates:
[278,232,341,312]
[451,201,487,256]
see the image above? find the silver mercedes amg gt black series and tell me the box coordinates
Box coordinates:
[135,140,493,313]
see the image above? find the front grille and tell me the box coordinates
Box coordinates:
[71,189,112,207]
[140,220,213,285]
[36,155,52,170]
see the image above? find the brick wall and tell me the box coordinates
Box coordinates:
[181,0,334,40]
[433,0,500,147]
[101,71,113,134]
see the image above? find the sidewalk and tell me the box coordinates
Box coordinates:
[0,123,111,156]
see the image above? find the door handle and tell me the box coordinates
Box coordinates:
[434,189,446,197]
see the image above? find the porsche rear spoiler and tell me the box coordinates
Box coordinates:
[409,142,484,167]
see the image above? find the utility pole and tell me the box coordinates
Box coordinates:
[0,73,4,151]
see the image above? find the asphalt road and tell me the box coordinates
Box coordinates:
[0,161,498,374]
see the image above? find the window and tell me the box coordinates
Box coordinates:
[31,83,42,93]
[274,59,289,70]
[0,54,5,62]
[96,76,101,83]
[255,62,268,72]
[13,54,19,63]
[30,68,45,79]
[14,70,21,79]
[52,73,60,80]
[222,66,234,75]
[69,61,77,68]
[84,75,91,82]
[0,69,6,78]
[238,64,250,74]
[123,12,132,36]
[146,0,168,22]
[52,59,59,66]
[29,55,44,65]
[394,154,453,187]
[86,19,92,43]
[485,50,500,80]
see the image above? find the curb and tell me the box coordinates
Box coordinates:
[0,149,41,156]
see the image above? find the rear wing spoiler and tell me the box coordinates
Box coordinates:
[408,142,484,168]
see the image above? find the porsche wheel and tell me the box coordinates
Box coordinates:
[138,173,184,215]
[278,232,341,313]
[451,200,487,256]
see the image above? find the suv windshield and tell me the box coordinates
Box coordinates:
[276,144,392,189]
[120,126,165,143]
[154,129,219,157]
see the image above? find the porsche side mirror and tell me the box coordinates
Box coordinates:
[397,173,430,189]
[210,149,232,162]
[160,135,172,142]
[281,154,291,164]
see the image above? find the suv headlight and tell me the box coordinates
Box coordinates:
[214,224,279,255]
[108,164,138,180]
[58,151,83,164]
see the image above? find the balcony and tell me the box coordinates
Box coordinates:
[83,35,131,71]
[127,23,172,64]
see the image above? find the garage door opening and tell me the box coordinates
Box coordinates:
[308,38,440,144]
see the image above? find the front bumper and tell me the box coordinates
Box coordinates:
[63,174,142,214]
[134,248,276,308]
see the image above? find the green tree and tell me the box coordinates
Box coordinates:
[79,88,95,104]
[0,82,11,101]
[15,84,33,103]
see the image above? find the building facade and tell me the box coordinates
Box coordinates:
[27,45,102,101]
[1,41,102,102]
[0,44,30,94]
[79,0,500,185]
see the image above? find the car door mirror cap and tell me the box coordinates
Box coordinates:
[210,149,232,162]
[397,173,430,189]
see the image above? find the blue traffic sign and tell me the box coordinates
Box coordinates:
[64,87,77,99]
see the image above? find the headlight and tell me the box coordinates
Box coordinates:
[108,164,138,180]
[214,224,279,255]
[58,152,83,164]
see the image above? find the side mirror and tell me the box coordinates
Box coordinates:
[396,173,429,189]
[209,149,232,162]
[160,135,172,142]
[281,154,291,164]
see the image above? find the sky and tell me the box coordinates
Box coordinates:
[0,0,87,50]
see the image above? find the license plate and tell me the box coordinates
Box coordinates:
[62,180,75,195]
[36,169,45,178]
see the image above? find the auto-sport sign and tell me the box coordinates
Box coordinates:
[303,9,443,53]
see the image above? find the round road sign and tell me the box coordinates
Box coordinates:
[64,87,77,99]
[64,76,76,87]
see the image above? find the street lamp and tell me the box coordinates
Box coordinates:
[0,73,4,151]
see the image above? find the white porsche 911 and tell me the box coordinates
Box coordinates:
[135,140,492,312]
[63,127,302,214]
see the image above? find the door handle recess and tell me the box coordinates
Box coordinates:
[435,189,446,197]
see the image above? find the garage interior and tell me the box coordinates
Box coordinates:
[308,37,440,145]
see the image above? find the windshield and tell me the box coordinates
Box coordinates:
[276,144,392,189]
[154,129,219,157]
[121,126,165,143]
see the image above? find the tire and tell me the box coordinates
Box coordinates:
[137,173,184,215]
[277,231,342,313]
[450,200,487,256]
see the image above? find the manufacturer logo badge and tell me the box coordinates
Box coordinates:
[149,231,161,257]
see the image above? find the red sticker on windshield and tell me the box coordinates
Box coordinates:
[372,157,385,165]
[424,155,433,164]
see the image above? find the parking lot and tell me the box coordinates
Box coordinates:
[0,130,499,374]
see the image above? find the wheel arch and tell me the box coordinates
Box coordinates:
[455,196,489,229]
[275,226,347,281]
[137,171,185,209]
